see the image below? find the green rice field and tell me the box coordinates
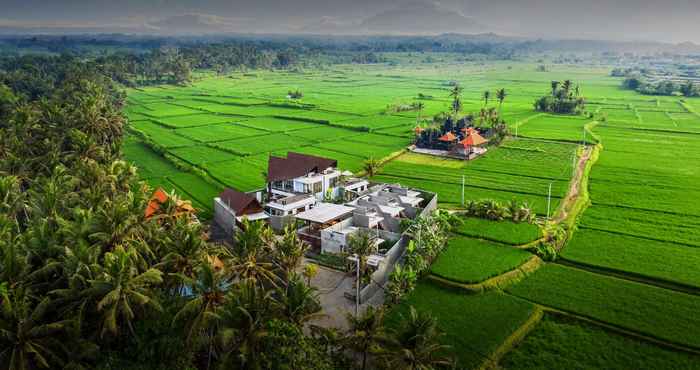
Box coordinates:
[122,60,700,368]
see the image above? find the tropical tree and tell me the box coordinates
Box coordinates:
[88,246,163,338]
[386,264,417,304]
[0,292,73,370]
[215,281,271,369]
[449,84,463,117]
[343,306,392,370]
[272,273,323,326]
[363,157,381,178]
[562,80,573,97]
[381,307,454,370]
[415,101,425,125]
[496,88,507,111]
[271,225,308,280]
[302,263,319,286]
[347,230,376,286]
[482,90,490,107]
[551,81,560,96]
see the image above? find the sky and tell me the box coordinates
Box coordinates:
[0,0,699,43]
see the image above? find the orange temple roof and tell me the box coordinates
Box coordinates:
[438,132,458,142]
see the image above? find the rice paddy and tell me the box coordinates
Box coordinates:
[122,61,700,369]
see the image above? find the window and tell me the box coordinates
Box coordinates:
[313,181,322,194]
[284,180,294,191]
[329,176,339,188]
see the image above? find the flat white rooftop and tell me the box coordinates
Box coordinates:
[296,202,355,224]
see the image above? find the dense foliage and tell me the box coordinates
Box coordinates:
[534,80,585,114]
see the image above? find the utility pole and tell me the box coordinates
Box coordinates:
[355,254,360,317]
[546,183,552,220]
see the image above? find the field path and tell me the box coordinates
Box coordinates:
[552,145,593,224]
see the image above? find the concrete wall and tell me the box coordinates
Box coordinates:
[213,197,236,236]
[269,215,296,231]
[358,191,437,303]
[321,218,354,254]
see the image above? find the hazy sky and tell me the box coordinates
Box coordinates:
[1,0,699,43]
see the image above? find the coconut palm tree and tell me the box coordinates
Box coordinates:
[347,230,376,285]
[343,305,392,370]
[87,245,163,338]
[0,291,73,370]
[271,225,308,280]
[272,273,323,326]
[415,101,425,125]
[551,81,560,96]
[363,157,381,178]
[496,88,507,112]
[482,90,490,107]
[216,281,271,369]
[381,306,454,370]
[562,80,573,97]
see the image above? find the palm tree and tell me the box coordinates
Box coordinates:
[449,84,463,117]
[173,261,228,344]
[496,88,507,112]
[272,273,323,326]
[271,225,308,280]
[482,90,490,107]
[343,305,392,370]
[216,281,271,369]
[551,81,560,96]
[347,230,376,286]
[0,291,73,370]
[448,84,462,101]
[381,306,454,370]
[450,97,462,117]
[363,157,381,178]
[156,219,207,292]
[562,80,573,97]
[88,246,163,338]
[415,101,425,125]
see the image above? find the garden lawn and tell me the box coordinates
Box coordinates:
[506,264,700,349]
[500,313,700,370]
[386,282,535,370]
[430,237,533,284]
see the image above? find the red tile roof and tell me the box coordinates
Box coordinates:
[219,188,262,215]
[267,152,337,183]
[145,188,197,219]
[458,129,488,147]
[438,132,458,142]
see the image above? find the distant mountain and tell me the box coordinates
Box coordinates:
[146,14,253,35]
[360,1,482,35]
